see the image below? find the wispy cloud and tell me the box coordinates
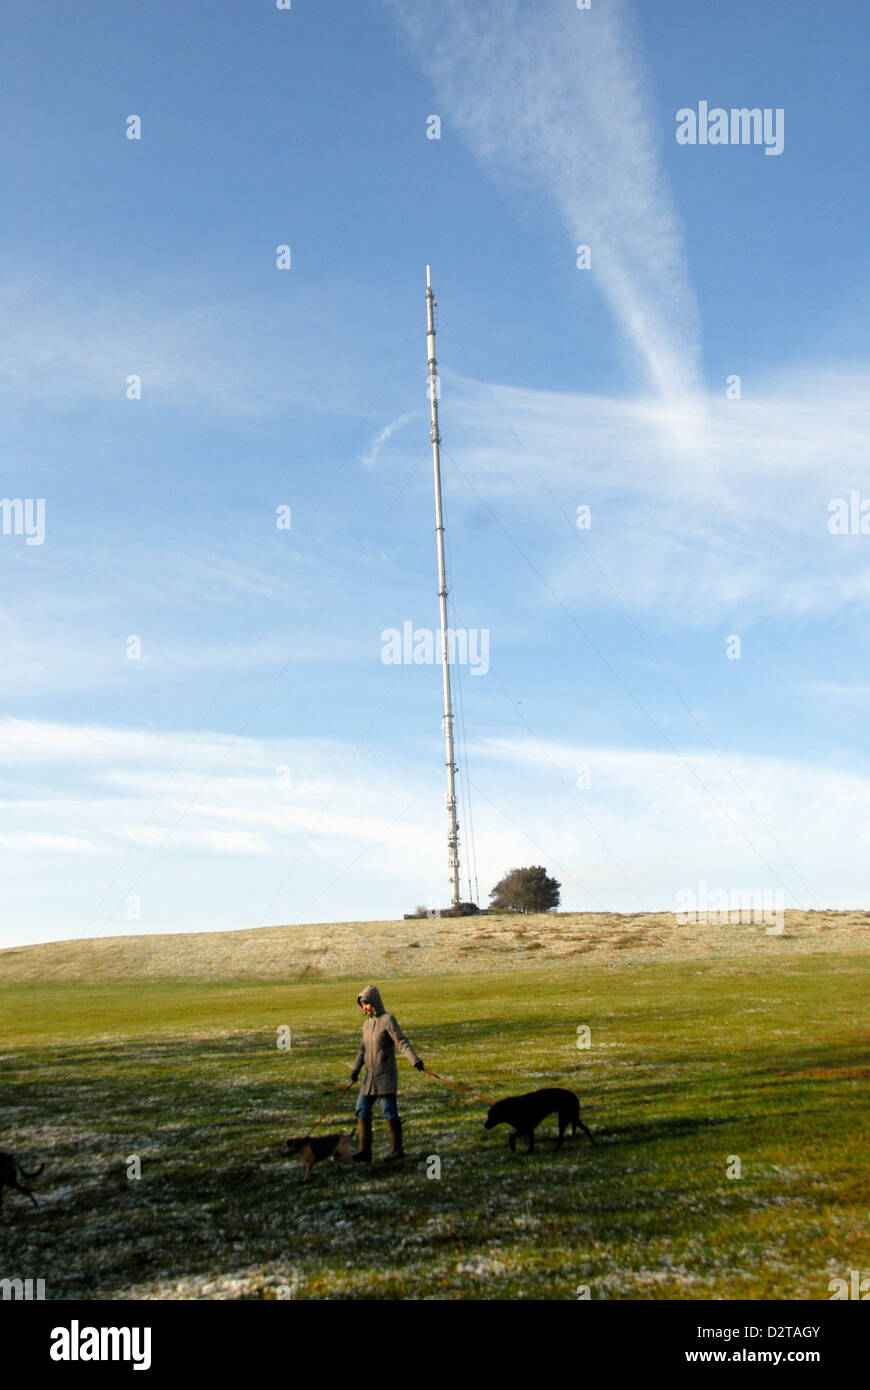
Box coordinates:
[386,0,701,398]
[3,717,869,950]
[804,683,870,700]
[361,411,416,469]
[475,733,870,911]
[0,277,368,419]
[445,363,870,622]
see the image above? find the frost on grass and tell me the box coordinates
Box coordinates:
[455,1255,508,1279]
[114,1265,305,1300]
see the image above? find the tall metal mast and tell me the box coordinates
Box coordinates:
[426,265,461,909]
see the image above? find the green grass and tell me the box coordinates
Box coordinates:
[1,952,868,1299]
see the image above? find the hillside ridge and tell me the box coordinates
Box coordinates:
[1,909,867,984]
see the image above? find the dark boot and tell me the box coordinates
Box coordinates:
[382,1117,404,1162]
[353,1116,372,1163]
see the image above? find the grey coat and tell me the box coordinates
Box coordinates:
[353,985,421,1096]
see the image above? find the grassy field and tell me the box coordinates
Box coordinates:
[0,916,868,1300]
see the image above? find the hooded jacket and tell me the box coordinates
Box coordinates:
[353,985,421,1095]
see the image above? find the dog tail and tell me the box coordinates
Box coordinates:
[17,1161,45,1179]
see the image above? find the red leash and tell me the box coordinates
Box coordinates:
[307,1080,355,1133]
[423,1067,494,1107]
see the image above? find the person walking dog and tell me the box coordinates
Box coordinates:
[351,985,423,1163]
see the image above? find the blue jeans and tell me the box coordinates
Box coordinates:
[355,1091,399,1121]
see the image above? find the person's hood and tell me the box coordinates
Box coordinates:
[357,985,385,1016]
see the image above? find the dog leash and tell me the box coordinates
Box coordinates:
[423,1067,494,1107]
[195,1084,355,1139]
[306,1080,356,1133]
[305,1070,492,1133]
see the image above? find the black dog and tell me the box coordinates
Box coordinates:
[484,1088,595,1154]
[0,1152,45,1208]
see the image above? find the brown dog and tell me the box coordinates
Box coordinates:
[282,1133,353,1182]
[0,1152,45,1209]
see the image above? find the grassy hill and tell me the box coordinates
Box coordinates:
[0,911,868,1299]
[1,907,867,984]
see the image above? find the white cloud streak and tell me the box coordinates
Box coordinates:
[0,278,364,418]
[3,717,869,949]
[386,0,701,398]
[361,411,416,469]
[444,364,870,622]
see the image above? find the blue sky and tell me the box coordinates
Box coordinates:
[3,0,870,948]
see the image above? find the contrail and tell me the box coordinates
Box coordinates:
[361,410,416,469]
[385,0,702,399]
